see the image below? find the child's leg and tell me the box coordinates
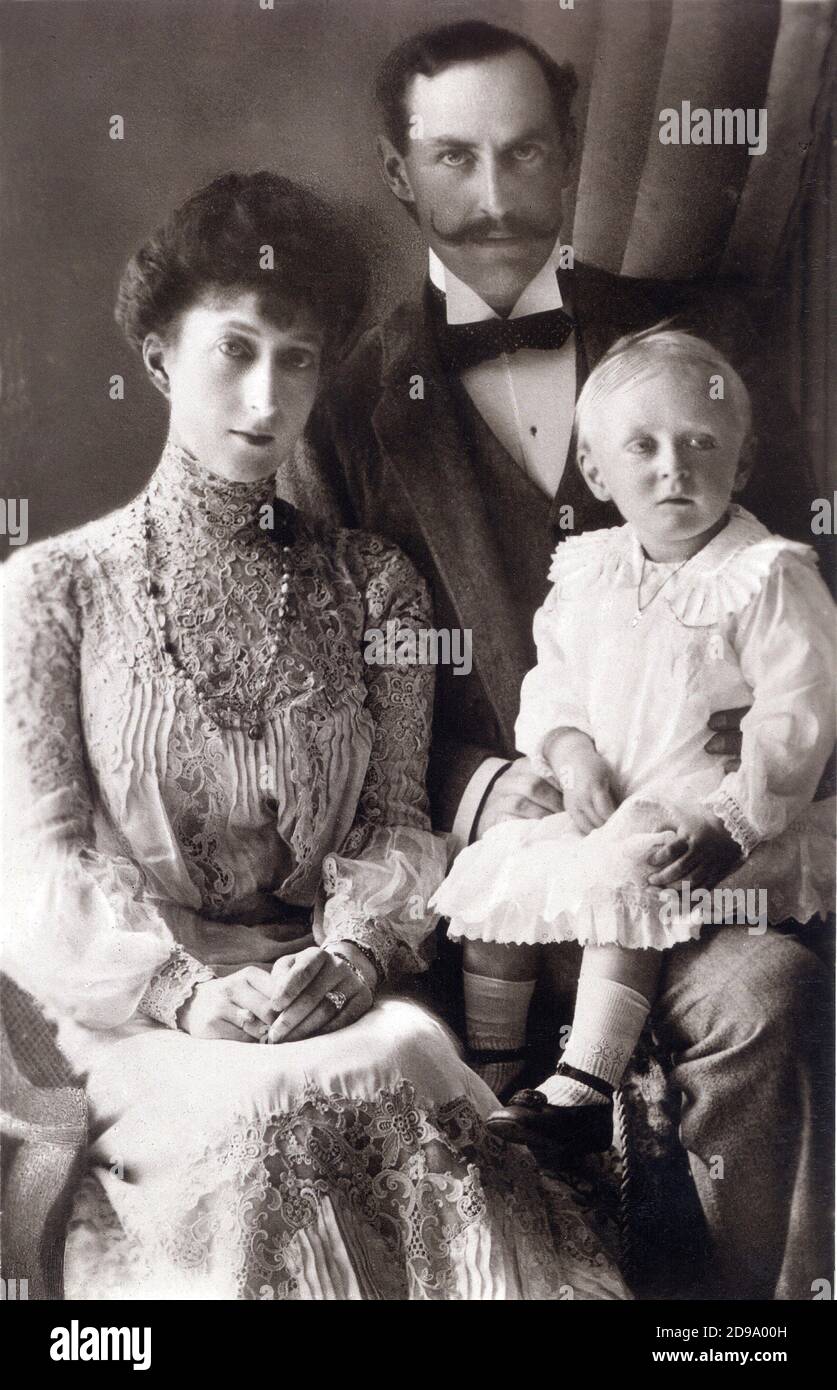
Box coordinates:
[462,939,539,1097]
[538,944,663,1107]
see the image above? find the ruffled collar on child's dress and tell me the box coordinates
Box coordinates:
[548,504,818,626]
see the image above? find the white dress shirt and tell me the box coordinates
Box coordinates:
[430,243,577,853]
[428,242,576,498]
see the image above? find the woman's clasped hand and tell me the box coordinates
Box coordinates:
[178,945,377,1043]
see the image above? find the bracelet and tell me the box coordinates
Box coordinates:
[327,947,377,995]
[469,761,514,846]
[344,938,388,984]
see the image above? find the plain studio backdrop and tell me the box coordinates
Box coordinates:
[0,0,833,545]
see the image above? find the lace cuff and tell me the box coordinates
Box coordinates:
[322,907,397,982]
[704,789,760,858]
[138,946,216,1029]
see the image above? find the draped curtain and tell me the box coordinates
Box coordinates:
[2,0,832,534]
[522,0,834,489]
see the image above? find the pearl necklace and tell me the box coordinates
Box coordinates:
[630,551,692,628]
[140,491,293,741]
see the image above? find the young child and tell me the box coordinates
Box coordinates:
[431,326,835,1149]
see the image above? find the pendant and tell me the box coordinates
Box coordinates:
[248,725,262,741]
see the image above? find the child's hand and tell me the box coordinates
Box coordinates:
[543,730,617,835]
[646,810,742,891]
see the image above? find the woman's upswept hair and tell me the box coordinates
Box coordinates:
[115,171,368,369]
[574,323,754,450]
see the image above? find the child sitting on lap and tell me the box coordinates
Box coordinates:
[431,327,835,1149]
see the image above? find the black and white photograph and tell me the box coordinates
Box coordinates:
[1,0,834,1350]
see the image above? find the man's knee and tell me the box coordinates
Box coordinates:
[659,927,832,1062]
[733,932,831,1052]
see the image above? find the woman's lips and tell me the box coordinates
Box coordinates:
[231,431,276,447]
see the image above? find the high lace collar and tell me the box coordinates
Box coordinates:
[146,439,278,538]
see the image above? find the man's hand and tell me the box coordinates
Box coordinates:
[474,755,563,838]
[543,729,617,835]
[646,810,742,891]
[178,967,277,1041]
[705,707,748,773]
[265,946,373,1043]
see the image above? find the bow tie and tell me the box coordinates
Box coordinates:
[431,287,574,370]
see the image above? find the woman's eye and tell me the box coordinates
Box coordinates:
[218,339,250,360]
[512,144,540,162]
[688,434,716,450]
[440,150,470,168]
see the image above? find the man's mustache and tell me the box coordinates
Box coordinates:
[430,212,558,246]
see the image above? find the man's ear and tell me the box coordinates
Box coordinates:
[142,333,172,400]
[376,135,416,207]
[732,432,757,494]
[577,447,612,502]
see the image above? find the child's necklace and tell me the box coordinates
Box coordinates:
[630,552,692,627]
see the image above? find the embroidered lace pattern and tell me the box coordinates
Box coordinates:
[2,441,442,1020]
[138,947,216,1029]
[706,788,760,857]
[65,1082,624,1301]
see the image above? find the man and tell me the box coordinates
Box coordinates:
[283,19,832,1299]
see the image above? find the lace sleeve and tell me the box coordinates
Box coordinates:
[2,544,193,1028]
[318,537,448,978]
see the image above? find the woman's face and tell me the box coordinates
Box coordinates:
[144,287,323,482]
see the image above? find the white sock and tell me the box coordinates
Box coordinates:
[463,971,535,1098]
[538,974,650,1106]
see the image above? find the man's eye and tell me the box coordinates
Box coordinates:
[688,434,716,450]
[512,144,541,162]
[440,150,470,168]
[218,339,250,359]
[282,349,318,371]
[626,438,655,455]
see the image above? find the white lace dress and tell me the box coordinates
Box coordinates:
[434,508,835,948]
[1,443,628,1301]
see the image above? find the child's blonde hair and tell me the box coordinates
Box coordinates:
[574,324,753,452]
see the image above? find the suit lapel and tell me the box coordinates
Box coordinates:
[369,266,664,729]
[371,292,533,738]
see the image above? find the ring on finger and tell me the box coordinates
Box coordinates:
[325,989,347,1013]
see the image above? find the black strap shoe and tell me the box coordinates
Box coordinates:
[485,1062,615,1154]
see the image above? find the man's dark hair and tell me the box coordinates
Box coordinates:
[375,19,577,156]
[115,171,368,370]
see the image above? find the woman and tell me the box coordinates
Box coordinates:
[2,172,627,1300]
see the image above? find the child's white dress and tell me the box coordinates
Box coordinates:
[433,507,836,948]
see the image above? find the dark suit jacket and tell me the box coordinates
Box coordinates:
[283,261,816,831]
